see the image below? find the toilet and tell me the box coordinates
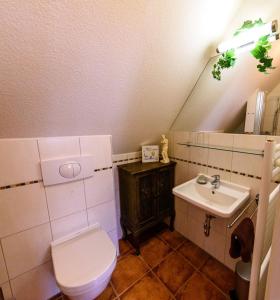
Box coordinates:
[51,224,117,300]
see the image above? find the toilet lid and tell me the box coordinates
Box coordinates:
[51,225,116,288]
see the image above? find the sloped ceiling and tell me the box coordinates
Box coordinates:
[0,0,243,153]
[172,0,280,132]
[171,41,280,132]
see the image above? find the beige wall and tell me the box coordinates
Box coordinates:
[0,0,242,153]
[268,82,280,97]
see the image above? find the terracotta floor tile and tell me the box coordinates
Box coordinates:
[201,257,235,294]
[95,283,116,300]
[159,230,186,249]
[140,237,172,267]
[119,239,133,256]
[176,272,227,300]
[178,240,209,269]
[121,272,172,300]
[154,251,194,293]
[111,254,149,295]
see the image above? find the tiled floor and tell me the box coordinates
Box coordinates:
[56,230,235,300]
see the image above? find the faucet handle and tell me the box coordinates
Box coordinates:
[211,175,220,181]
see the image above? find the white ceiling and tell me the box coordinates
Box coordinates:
[1,0,279,153]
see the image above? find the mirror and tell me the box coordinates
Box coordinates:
[171,39,280,135]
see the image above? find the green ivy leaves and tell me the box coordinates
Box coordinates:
[251,36,275,73]
[212,19,275,80]
[212,49,236,80]
[234,18,265,36]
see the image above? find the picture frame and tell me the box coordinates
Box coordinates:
[142,145,159,163]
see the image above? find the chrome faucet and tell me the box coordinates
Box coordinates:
[210,175,220,189]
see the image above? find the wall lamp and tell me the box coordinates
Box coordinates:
[217,20,278,53]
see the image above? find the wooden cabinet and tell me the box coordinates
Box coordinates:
[118,161,176,254]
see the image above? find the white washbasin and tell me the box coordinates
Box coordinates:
[173,174,250,218]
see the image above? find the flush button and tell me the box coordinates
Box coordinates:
[72,163,81,177]
[59,162,81,178]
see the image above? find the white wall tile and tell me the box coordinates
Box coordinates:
[185,217,205,249]
[174,145,189,160]
[232,153,263,176]
[112,153,128,165]
[189,132,197,144]
[187,204,205,224]
[127,152,140,160]
[113,165,119,189]
[167,132,174,157]
[113,166,120,211]
[174,211,188,237]
[208,149,232,170]
[45,180,86,221]
[196,132,209,145]
[173,132,189,144]
[51,210,88,240]
[80,135,112,169]
[116,214,123,240]
[0,183,49,238]
[0,247,8,284]
[173,132,189,159]
[187,164,207,180]
[38,136,80,160]
[211,218,227,239]
[233,134,266,150]
[0,282,13,300]
[204,229,226,263]
[87,201,117,232]
[190,147,208,164]
[175,197,188,215]
[0,139,41,186]
[114,189,121,217]
[207,168,231,181]
[175,161,188,185]
[208,133,234,147]
[10,262,59,300]
[2,224,52,279]
[84,169,114,208]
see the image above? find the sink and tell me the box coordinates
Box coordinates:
[173,174,250,218]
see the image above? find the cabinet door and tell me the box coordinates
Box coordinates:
[158,167,174,216]
[136,172,156,225]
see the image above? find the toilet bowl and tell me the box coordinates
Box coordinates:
[51,224,117,300]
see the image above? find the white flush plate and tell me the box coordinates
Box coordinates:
[41,155,94,186]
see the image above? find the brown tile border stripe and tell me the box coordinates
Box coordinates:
[113,157,142,164]
[94,166,113,172]
[170,156,267,182]
[0,179,43,190]
[0,166,113,190]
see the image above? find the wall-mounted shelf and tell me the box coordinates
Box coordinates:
[177,143,264,157]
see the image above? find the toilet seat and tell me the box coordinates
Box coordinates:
[51,224,117,297]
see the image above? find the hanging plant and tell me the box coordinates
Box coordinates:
[251,35,275,73]
[212,49,236,80]
[212,18,276,80]
[234,19,265,36]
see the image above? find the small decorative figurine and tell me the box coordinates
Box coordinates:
[160,134,170,163]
